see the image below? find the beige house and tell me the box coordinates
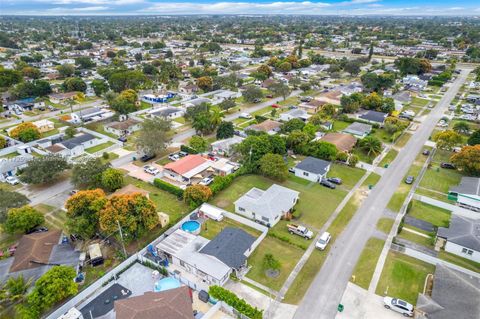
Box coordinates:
[33,120,55,133]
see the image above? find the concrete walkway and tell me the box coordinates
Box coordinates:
[242,276,279,297]
[402,227,431,238]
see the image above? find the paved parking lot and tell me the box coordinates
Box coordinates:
[335,283,404,319]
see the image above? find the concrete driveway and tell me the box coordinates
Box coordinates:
[120,162,162,183]
[335,283,405,319]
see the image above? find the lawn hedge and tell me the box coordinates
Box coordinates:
[153,178,184,198]
[209,285,263,319]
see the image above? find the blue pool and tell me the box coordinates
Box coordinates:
[181,220,201,234]
[154,277,181,292]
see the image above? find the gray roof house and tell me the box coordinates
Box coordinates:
[437,215,480,263]
[149,107,184,120]
[294,156,331,182]
[210,136,244,156]
[416,264,480,319]
[234,184,299,227]
[359,110,388,125]
[342,122,372,138]
[0,153,33,181]
[200,227,255,270]
[448,177,480,212]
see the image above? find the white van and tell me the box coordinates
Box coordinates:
[315,232,331,250]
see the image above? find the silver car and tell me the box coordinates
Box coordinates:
[383,297,414,317]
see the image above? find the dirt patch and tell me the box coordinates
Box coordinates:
[216,200,231,208]
[265,269,280,278]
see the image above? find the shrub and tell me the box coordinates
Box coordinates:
[153,178,184,198]
[180,144,198,154]
[209,286,263,319]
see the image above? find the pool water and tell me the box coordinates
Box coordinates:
[154,277,181,292]
[181,220,201,234]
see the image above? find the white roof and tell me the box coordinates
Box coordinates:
[183,161,212,179]
[156,229,230,280]
[199,203,225,220]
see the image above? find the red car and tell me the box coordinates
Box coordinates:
[271,104,280,108]
[266,94,273,98]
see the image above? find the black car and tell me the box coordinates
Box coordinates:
[405,176,415,184]
[288,167,295,173]
[422,149,430,156]
[440,162,456,169]
[320,179,336,189]
[118,136,127,143]
[327,177,343,185]
[140,154,155,162]
[26,226,48,234]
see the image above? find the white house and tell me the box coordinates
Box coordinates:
[234,184,299,227]
[105,118,141,137]
[210,136,244,156]
[162,155,212,184]
[45,133,100,157]
[448,177,480,212]
[437,216,480,263]
[294,156,331,182]
[342,122,373,139]
[279,109,310,122]
[148,107,184,120]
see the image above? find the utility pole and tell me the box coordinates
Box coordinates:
[116,220,128,258]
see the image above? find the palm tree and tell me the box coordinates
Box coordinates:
[360,136,382,156]
[209,106,224,129]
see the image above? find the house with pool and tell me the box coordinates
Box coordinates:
[155,227,255,287]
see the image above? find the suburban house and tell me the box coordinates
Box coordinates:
[342,122,372,138]
[0,230,80,283]
[149,107,184,120]
[320,133,357,153]
[245,120,282,135]
[114,286,194,319]
[48,92,76,104]
[0,153,33,181]
[316,90,342,105]
[210,158,240,176]
[156,228,255,286]
[294,156,331,182]
[358,110,388,126]
[437,215,480,263]
[179,83,199,95]
[105,118,141,137]
[279,109,310,122]
[45,132,100,157]
[70,107,115,124]
[212,90,241,102]
[299,99,326,114]
[416,264,480,319]
[32,119,55,133]
[402,75,428,91]
[448,177,480,212]
[234,184,299,227]
[163,155,212,185]
[210,136,244,156]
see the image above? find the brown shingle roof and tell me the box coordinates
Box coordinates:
[320,133,357,152]
[248,119,282,132]
[45,144,66,153]
[9,230,62,273]
[114,286,193,319]
[106,119,140,131]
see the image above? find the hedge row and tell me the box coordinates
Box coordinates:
[153,178,184,198]
[268,231,309,250]
[337,114,381,129]
[209,285,263,319]
[180,144,198,154]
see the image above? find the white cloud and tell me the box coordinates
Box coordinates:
[39,0,143,5]
[47,5,109,11]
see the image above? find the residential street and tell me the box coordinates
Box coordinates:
[293,69,471,319]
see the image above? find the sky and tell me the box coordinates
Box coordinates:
[1,0,480,16]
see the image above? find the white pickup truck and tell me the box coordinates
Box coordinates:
[287,224,314,239]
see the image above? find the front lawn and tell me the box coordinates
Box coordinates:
[246,235,304,291]
[351,237,385,289]
[327,164,365,189]
[332,120,351,132]
[200,217,261,240]
[438,250,480,273]
[396,229,434,248]
[377,218,395,234]
[407,200,451,228]
[419,166,462,195]
[376,251,435,305]
[85,141,115,154]
[394,133,412,148]
[379,149,398,167]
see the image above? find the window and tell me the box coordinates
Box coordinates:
[238,207,245,212]
[462,248,474,255]
[303,172,309,176]
[261,216,269,222]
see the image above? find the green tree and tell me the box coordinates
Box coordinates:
[189,136,208,153]
[75,56,95,69]
[101,168,124,192]
[0,190,29,223]
[0,68,22,87]
[64,126,76,139]
[344,59,362,75]
[10,122,40,142]
[0,135,6,148]
[287,130,310,154]
[183,185,212,208]
[56,64,75,78]
[360,136,382,156]
[19,154,70,184]
[110,89,138,114]
[242,85,263,103]
[281,118,305,133]
[259,153,288,181]
[340,92,363,113]
[219,99,236,112]
[269,81,291,100]
[451,145,480,176]
[71,157,109,189]
[305,141,338,161]
[136,117,171,156]
[263,253,281,271]
[91,79,109,96]
[468,130,480,146]
[62,77,87,93]
[216,121,235,139]
[453,121,470,135]
[4,206,44,234]
[432,130,462,150]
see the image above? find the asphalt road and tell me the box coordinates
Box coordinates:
[293,69,470,319]
[172,90,302,143]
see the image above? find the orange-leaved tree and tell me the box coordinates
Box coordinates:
[65,189,107,239]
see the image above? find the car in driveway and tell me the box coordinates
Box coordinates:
[239,113,252,119]
[168,153,180,161]
[320,179,336,189]
[422,149,430,156]
[26,226,48,235]
[199,176,214,186]
[315,232,331,250]
[140,154,155,162]
[5,176,19,185]
[143,165,159,175]
[405,175,414,184]
[327,177,342,185]
[383,297,414,317]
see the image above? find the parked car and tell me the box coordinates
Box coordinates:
[118,136,127,143]
[271,104,280,108]
[288,167,295,173]
[320,179,336,189]
[266,94,273,98]
[26,226,48,235]
[178,151,188,157]
[199,176,214,186]
[383,297,414,317]
[143,165,159,175]
[69,189,78,196]
[422,149,430,156]
[327,177,342,185]
[140,154,155,162]
[253,98,261,103]
[440,162,456,169]
[300,96,312,102]
[287,224,313,239]
[315,232,331,250]
[5,176,19,185]
[405,176,415,184]
[168,153,180,161]
[239,113,252,119]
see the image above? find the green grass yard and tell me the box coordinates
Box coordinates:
[376,252,435,305]
[200,217,261,241]
[396,229,434,248]
[438,250,480,273]
[377,218,395,234]
[85,141,115,154]
[407,200,451,228]
[379,149,398,167]
[351,237,385,289]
